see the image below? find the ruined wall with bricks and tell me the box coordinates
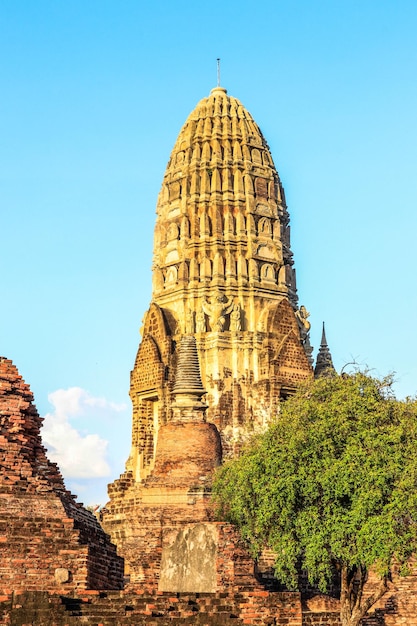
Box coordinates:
[0,589,304,626]
[102,337,224,588]
[360,561,417,625]
[3,578,417,626]
[1,351,416,624]
[0,357,124,595]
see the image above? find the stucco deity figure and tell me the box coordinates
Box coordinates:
[196,308,206,333]
[230,303,242,332]
[185,309,194,334]
[295,305,311,341]
[202,292,234,332]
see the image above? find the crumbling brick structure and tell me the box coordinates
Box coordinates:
[0,357,124,595]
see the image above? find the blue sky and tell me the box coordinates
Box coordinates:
[1,1,417,505]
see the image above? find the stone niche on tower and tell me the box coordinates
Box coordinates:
[102,86,313,586]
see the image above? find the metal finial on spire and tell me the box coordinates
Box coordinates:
[216,58,221,87]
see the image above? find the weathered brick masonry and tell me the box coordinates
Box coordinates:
[0,357,124,595]
[1,353,416,624]
[0,589,303,626]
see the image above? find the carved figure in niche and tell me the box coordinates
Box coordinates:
[230,304,242,332]
[255,177,268,200]
[165,266,178,285]
[261,264,275,281]
[295,305,311,341]
[202,292,234,332]
[185,309,194,334]
[196,308,206,333]
[251,148,262,164]
[258,217,272,236]
[167,222,180,241]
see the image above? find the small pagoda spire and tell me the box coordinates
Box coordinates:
[314,322,335,378]
[172,336,207,415]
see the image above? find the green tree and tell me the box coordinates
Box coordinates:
[213,372,417,626]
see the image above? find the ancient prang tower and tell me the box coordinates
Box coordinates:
[102,86,313,588]
[124,85,312,478]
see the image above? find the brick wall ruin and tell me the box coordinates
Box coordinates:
[1,353,416,624]
[0,357,124,595]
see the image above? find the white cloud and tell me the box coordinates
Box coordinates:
[42,387,127,479]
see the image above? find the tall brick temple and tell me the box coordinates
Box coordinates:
[133,85,313,475]
[102,86,313,587]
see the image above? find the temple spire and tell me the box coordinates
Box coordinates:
[172,335,207,411]
[314,322,335,377]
